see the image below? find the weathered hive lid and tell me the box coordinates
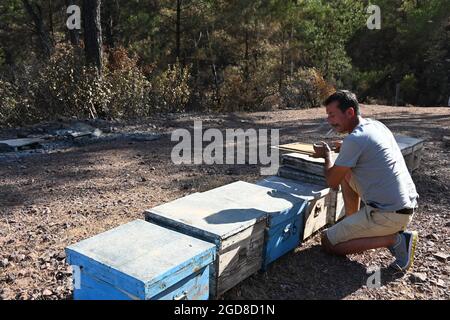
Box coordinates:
[394,135,424,155]
[201,181,307,227]
[282,152,338,163]
[65,219,215,300]
[146,181,305,241]
[256,176,331,201]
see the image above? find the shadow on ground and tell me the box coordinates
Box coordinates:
[224,245,404,300]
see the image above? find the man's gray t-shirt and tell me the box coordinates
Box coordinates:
[334,117,418,211]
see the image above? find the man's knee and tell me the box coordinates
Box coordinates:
[321,231,347,256]
[321,232,335,254]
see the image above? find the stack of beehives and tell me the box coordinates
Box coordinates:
[275,147,346,239]
[64,136,424,300]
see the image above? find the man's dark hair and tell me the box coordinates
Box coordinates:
[324,90,360,115]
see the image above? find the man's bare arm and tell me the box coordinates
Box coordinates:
[313,142,351,189]
[324,153,350,189]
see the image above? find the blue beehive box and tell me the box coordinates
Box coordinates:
[145,181,307,294]
[257,175,334,241]
[65,219,216,300]
[199,181,308,270]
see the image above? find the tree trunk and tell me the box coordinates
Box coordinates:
[103,0,119,48]
[279,30,285,92]
[82,0,103,74]
[4,49,14,66]
[48,0,54,39]
[244,27,249,81]
[253,19,258,68]
[395,83,401,106]
[175,0,181,61]
[21,0,54,58]
[206,29,220,106]
[191,31,203,112]
[289,25,294,77]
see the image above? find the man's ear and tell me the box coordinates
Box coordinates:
[346,107,356,118]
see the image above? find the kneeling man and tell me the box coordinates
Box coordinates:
[314,90,419,272]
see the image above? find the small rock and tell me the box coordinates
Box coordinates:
[91,128,102,138]
[181,183,192,190]
[0,288,14,300]
[55,272,66,280]
[27,206,38,214]
[0,258,9,267]
[443,266,450,275]
[15,278,30,287]
[42,289,53,296]
[56,252,66,260]
[16,254,26,262]
[434,252,450,262]
[150,167,156,171]
[4,274,15,283]
[426,234,439,241]
[140,177,147,182]
[410,272,427,283]
[435,279,446,288]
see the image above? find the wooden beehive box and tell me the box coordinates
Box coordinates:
[278,165,327,186]
[258,176,345,240]
[281,152,338,177]
[202,181,308,271]
[144,181,306,297]
[395,135,425,173]
[280,152,345,224]
[65,219,216,300]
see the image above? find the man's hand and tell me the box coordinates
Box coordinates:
[331,140,343,152]
[312,141,350,189]
[312,141,332,159]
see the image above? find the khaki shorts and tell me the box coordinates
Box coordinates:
[326,175,414,246]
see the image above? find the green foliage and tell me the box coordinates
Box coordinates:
[400,74,418,104]
[31,45,111,120]
[1,45,155,125]
[0,78,21,125]
[150,61,192,113]
[217,64,276,112]
[281,68,335,109]
[1,0,448,126]
[348,0,450,105]
[297,0,366,81]
[105,47,152,118]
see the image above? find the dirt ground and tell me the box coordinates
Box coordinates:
[0,105,449,300]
